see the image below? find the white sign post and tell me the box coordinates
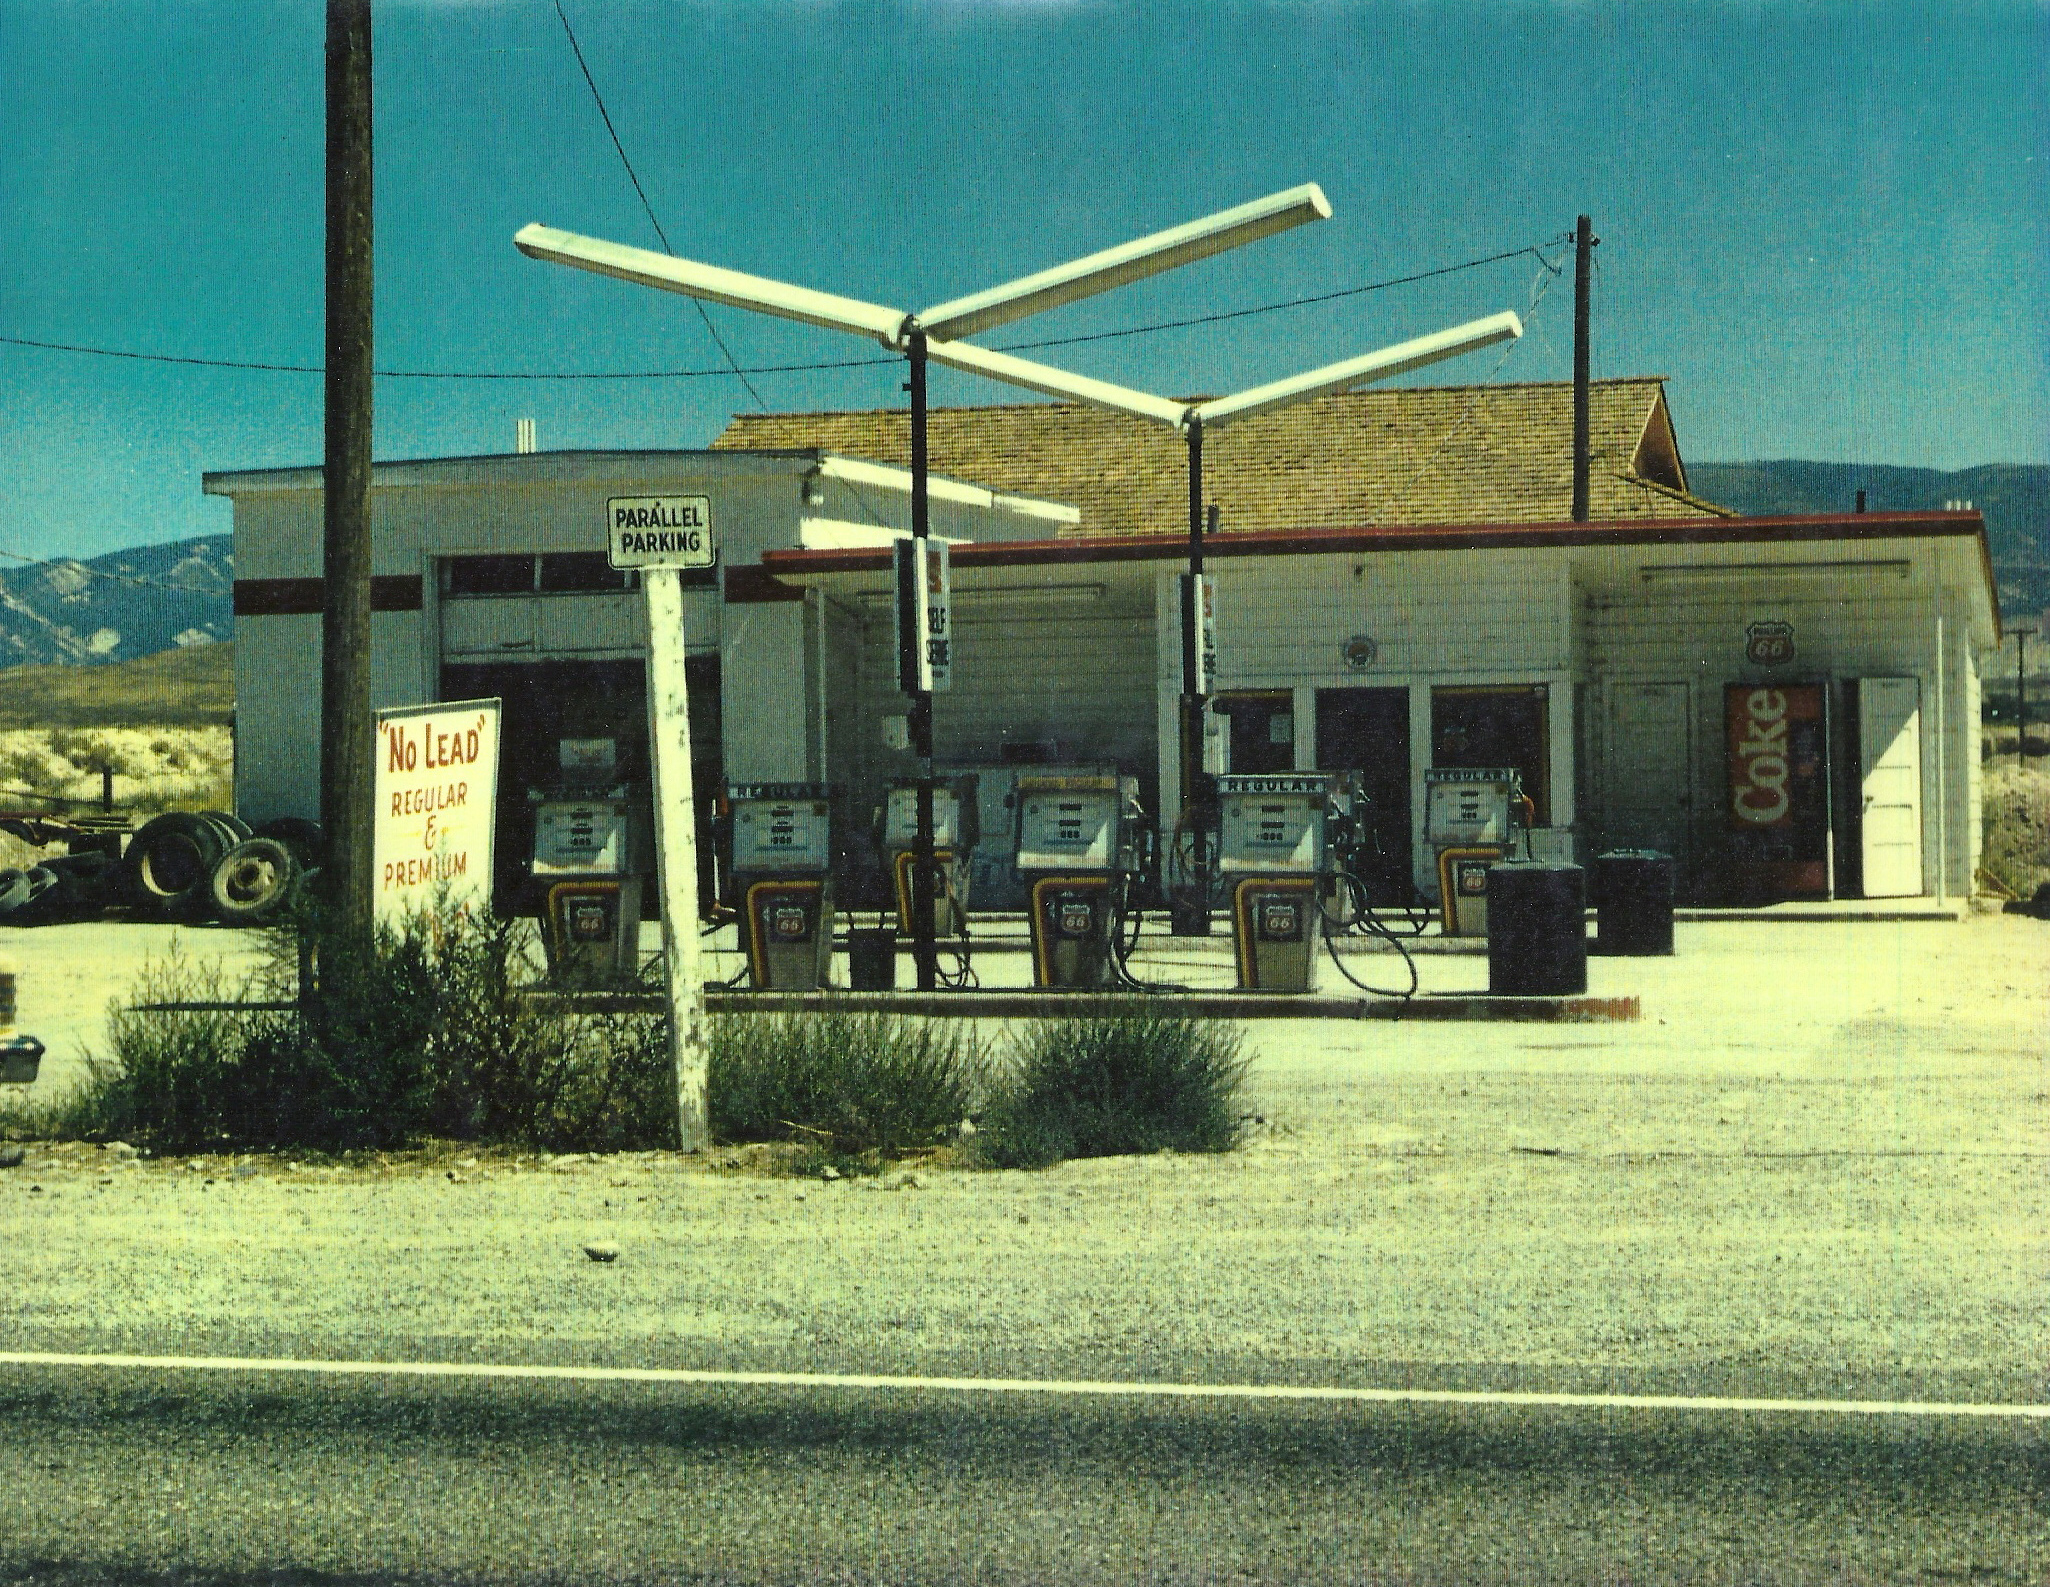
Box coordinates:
[372,699,501,929]
[611,500,715,1152]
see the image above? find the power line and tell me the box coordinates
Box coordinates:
[0,333,887,380]
[0,544,229,598]
[550,0,767,410]
[1003,244,1563,351]
[0,239,1561,383]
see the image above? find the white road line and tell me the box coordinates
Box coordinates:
[0,1351,2044,1420]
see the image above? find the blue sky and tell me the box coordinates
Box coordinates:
[1,0,2043,561]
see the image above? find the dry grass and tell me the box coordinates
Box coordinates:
[1981,762,2050,897]
[0,643,232,730]
[0,725,232,824]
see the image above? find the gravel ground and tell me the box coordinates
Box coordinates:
[0,913,2042,1403]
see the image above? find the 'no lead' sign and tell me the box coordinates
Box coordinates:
[607,496,716,570]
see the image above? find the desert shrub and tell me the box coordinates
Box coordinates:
[47,899,677,1154]
[1982,764,2050,897]
[977,1008,1249,1169]
[45,729,130,774]
[0,745,51,789]
[708,1009,983,1158]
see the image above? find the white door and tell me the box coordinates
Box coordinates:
[1604,682,1692,862]
[1858,677,1923,898]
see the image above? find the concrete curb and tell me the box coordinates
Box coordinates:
[527,991,1642,1023]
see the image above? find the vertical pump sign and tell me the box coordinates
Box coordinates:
[894,538,951,694]
[373,698,502,927]
[1177,573,1218,694]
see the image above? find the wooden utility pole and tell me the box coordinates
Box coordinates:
[323,0,376,934]
[1571,214,1595,524]
[2019,623,2037,758]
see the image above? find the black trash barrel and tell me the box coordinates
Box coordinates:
[847,928,897,991]
[1594,850,1675,956]
[1487,862,1587,996]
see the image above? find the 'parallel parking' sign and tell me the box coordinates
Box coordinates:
[606,496,716,570]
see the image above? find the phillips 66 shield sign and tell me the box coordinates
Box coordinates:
[372,699,502,926]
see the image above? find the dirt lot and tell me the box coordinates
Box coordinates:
[0,913,2043,1408]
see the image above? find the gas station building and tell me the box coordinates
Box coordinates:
[214,375,2001,911]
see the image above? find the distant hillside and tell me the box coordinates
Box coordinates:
[0,642,233,729]
[1688,462,2049,618]
[0,534,231,667]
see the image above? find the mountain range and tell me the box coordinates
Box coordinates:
[0,535,232,667]
[1688,461,2048,619]
[0,462,2040,670]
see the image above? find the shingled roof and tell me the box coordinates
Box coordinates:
[713,377,1732,537]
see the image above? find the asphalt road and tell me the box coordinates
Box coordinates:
[0,1362,2042,1586]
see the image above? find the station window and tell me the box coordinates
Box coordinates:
[1430,685,1550,825]
[1212,691,1295,774]
[539,551,637,593]
[442,554,536,597]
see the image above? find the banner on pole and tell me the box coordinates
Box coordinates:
[894,538,951,693]
[1177,572,1218,695]
[372,698,502,927]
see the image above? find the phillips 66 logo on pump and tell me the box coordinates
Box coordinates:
[1725,682,1829,898]
[894,538,951,693]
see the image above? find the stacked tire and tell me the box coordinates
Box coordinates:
[215,817,323,925]
[0,812,322,928]
[124,811,247,920]
[0,848,122,925]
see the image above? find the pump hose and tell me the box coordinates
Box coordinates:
[1320,867,1419,1000]
[932,868,979,990]
[1107,871,1192,995]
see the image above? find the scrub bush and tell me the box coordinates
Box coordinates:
[708,1009,983,1158]
[34,899,677,1154]
[977,1007,1249,1170]
[1981,764,2050,897]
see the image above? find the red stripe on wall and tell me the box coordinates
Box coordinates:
[234,575,424,616]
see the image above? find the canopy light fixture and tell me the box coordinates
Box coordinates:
[517,184,1329,352]
[513,225,906,342]
[915,185,1331,341]
[1191,312,1523,428]
[1638,559,1912,584]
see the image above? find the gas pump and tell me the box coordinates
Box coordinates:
[881,775,979,940]
[1216,772,1341,992]
[1423,767,1526,936]
[1014,773,1140,988]
[530,738,643,985]
[726,783,835,991]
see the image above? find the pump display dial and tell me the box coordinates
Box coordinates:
[1216,791,1324,874]
[731,800,831,871]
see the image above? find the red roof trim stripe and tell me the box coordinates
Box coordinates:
[759,511,1988,576]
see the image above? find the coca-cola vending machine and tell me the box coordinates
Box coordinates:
[1725,683,1831,899]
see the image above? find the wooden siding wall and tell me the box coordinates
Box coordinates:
[1154,550,1577,892]
[720,602,810,784]
[233,608,423,826]
[836,602,1160,830]
[1579,574,1976,897]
